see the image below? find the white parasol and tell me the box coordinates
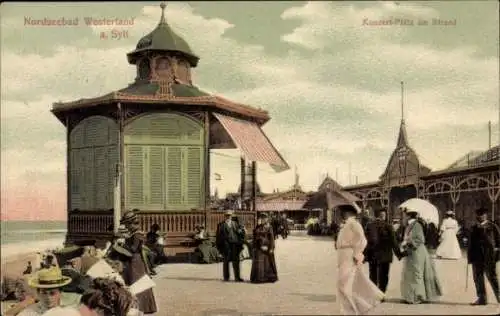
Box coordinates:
[399,198,439,226]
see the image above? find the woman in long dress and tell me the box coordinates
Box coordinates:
[250,213,278,283]
[435,211,461,260]
[335,205,384,315]
[399,209,442,304]
[120,211,157,314]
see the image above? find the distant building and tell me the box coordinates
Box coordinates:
[343,117,499,227]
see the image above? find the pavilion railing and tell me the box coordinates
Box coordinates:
[66,210,257,245]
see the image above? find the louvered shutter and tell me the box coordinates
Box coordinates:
[81,148,95,209]
[94,147,108,209]
[108,145,119,208]
[70,149,83,210]
[146,146,165,210]
[166,147,183,209]
[125,146,146,209]
[183,147,203,209]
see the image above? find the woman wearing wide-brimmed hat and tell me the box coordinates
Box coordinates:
[119,210,158,314]
[17,267,72,316]
[399,208,442,305]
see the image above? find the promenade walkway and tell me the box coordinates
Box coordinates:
[154,233,499,315]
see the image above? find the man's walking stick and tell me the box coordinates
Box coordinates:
[465,262,469,291]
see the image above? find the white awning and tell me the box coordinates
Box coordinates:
[213,113,290,172]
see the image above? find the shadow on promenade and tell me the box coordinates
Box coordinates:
[383,297,473,306]
[162,276,224,283]
[290,292,337,302]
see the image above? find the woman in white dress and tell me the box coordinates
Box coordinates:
[435,211,462,260]
[336,204,384,315]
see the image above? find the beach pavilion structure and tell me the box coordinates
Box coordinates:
[50,4,289,250]
[343,84,499,227]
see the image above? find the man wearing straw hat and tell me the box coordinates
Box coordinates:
[17,267,72,316]
[216,210,244,282]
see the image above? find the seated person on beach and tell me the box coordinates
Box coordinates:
[145,223,167,266]
[40,255,57,270]
[192,225,222,264]
[60,260,93,297]
[22,262,33,275]
[3,278,37,316]
[41,277,136,316]
[17,267,72,316]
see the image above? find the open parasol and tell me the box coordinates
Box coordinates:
[399,198,439,226]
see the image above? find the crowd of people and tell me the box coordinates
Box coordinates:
[2,209,161,316]
[3,204,499,315]
[336,204,500,314]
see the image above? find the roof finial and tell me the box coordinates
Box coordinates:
[160,2,167,24]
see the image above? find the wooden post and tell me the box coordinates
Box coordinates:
[204,111,211,229]
[65,115,71,245]
[118,103,125,222]
[116,102,124,234]
[240,157,246,210]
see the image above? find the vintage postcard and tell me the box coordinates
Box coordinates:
[1,1,499,315]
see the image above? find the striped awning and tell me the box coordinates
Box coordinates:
[213,113,290,172]
[256,200,306,211]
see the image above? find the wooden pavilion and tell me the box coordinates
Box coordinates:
[51,4,289,250]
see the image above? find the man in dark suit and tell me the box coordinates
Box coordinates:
[365,208,401,296]
[216,210,245,282]
[467,207,500,305]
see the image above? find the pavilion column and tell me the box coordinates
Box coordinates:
[116,102,124,234]
[240,157,246,211]
[251,161,257,212]
[450,189,460,214]
[65,115,71,245]
[487,175,500,221]
[204,111,211,228]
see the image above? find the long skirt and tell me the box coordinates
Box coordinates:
[250,249,278,283]
[337,248,384,315]
[196,241,222,263]
[435,230,461,260]
[124,255,158,314]
[400,245,442,304]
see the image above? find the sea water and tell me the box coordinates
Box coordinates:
[1,221,67,259]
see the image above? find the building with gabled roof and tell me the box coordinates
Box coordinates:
[343,83,499,227]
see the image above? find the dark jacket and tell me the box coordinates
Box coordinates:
[424,222,440,250]
[467,220,500,264]
[365,218,400,263]
[215,220,244,255]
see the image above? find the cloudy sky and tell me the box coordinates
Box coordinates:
[1,1,498,221]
